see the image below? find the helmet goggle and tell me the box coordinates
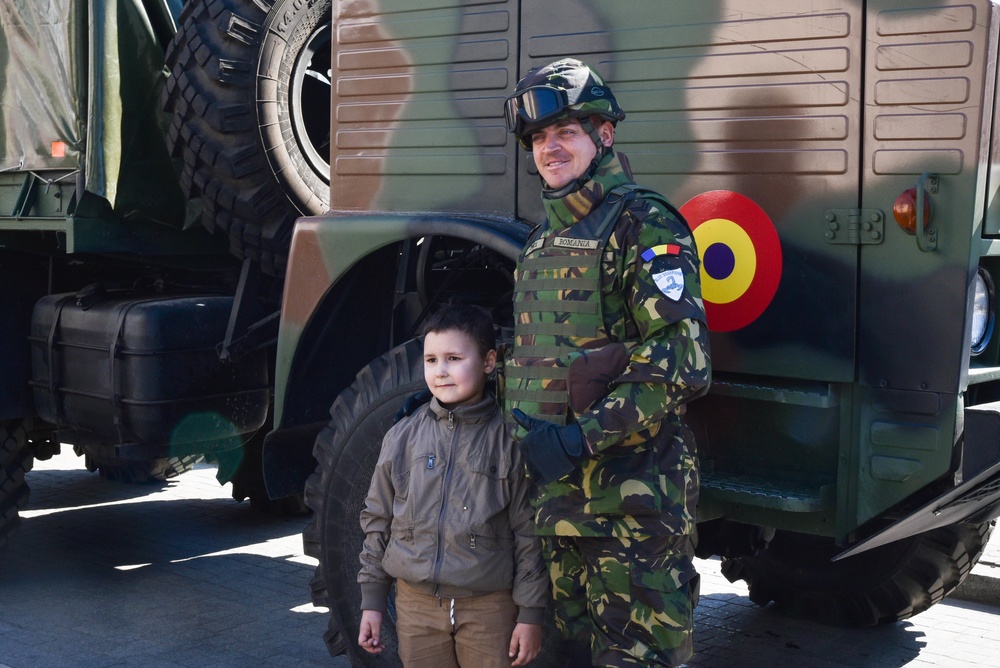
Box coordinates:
[503,84,614,135]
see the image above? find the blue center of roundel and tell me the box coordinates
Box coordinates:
[704,243,735,280]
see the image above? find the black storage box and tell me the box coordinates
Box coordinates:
[29,293,269,448]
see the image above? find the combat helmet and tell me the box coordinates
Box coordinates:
[504,58,626,151]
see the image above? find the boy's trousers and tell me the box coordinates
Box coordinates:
[394,579,517,668]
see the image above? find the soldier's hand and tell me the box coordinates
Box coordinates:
[393,388,432,424]
[511,409,585,484]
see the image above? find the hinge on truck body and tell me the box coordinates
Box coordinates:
[824,209,884,245]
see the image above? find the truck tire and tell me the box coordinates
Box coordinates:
[163,0,332,275]
[303,340,425,663]
[720,522,994,626]
[74,445,203,484]
[1,420,33,550]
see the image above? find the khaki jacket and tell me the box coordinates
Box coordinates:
[358,393,548,624]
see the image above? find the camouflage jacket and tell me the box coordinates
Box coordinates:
[509,150,711,538]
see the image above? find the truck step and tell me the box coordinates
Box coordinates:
[701,471,834,513]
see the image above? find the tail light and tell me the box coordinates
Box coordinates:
[892,187,932,235]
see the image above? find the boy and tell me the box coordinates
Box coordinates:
[357,304,548,667]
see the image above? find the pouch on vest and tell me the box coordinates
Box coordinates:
[566,342,630,414]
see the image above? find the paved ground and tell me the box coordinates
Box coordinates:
[1,449,999,667]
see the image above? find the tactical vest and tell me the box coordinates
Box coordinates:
[506,185,645,431]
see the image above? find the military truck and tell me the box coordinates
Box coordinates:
[0,0,332,544]
[3,0,1000,665]
[271,0,1000,663]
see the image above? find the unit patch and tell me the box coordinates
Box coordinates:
[653,268,685,301]
[525,238,545,256]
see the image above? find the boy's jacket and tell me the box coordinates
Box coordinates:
[358,393,548,624]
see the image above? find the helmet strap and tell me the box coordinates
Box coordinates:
[581,116,609,177]
[581,117,608,156]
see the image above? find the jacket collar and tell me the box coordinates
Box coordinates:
[428,393,497,424]
[541,150,633,231]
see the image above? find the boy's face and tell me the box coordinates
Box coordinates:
[423,329,497,408]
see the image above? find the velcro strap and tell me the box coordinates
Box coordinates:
[517,322,595,337]
[514,300,597,314]
[504,365,568,381]
[505,410,566,426]
[511,344,566,357]
[505,388,569,403]
[520,254,601,271]
[515,277,593,291]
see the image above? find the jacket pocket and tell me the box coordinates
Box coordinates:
[392,453,437,520]
[629,549,697,595]
[382,523,421,582]
[468,450,511,479]
[466,451,512,517]
[653,443,698,534]
[581,449,662,517]
[461,526,514,590]
[390,458,416,499]
[389,520,414,540]
[625,547,699,662]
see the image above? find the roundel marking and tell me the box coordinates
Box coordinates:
[680,191,782,332]
[693,218,755,305]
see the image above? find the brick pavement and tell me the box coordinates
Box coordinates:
[689,551,1000,667]
[0,451,337,668]
[1,449,998,668]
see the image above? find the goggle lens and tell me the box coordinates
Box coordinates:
[504,87,568,132]
[521,88,564,121]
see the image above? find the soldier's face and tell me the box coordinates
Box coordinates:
[423,329,496,408]
[531,118,613,189]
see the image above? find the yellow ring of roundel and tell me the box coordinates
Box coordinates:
[693,218,756,305]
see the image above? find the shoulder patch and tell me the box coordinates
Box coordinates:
[652,268,685,301]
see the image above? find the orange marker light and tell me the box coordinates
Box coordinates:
[51,141,67,158]
[893,187,931,235]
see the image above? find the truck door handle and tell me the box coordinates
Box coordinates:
[916,172,938,253]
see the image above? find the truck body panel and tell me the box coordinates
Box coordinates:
[278,0,1000,550]
[329,0,518,215]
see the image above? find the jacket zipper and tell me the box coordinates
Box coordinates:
[432,411,458,595]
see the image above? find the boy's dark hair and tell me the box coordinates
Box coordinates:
[422,304,496,357]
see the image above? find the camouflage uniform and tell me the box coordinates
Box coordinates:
[506,148,710,666]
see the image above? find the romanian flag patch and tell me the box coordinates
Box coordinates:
[641,244,681,262]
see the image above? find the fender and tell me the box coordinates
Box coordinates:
[262,212,526,498]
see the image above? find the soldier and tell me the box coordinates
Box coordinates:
[503,58,711,667]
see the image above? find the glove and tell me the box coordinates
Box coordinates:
[394,388,432,424]
[511,409,586,484]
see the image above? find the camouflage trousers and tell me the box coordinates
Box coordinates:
[542,534,699,667]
